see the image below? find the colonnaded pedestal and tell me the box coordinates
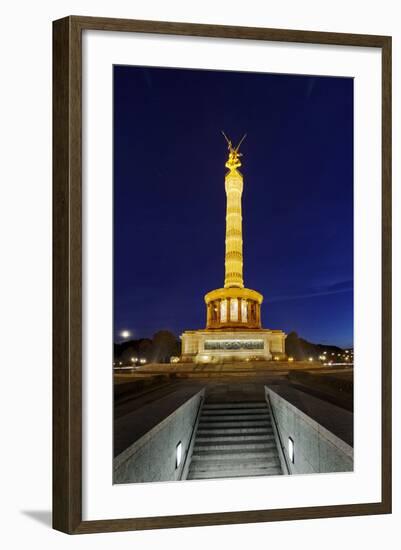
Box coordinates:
[181,134,286,363]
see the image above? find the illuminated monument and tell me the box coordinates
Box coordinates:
[181,134,286,363]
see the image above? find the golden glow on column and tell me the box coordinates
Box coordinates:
[220,299,227,322]
[223,135,246,289]
[203,135,264,331]
[230,298,239,321]
[241,299,247,322]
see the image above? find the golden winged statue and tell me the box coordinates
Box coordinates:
[222,131,247,171]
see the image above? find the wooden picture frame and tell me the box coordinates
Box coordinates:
[53,15,392,534]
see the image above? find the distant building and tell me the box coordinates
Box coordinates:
[181,136,286,363]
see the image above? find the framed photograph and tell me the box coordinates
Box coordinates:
[53,16,392,534]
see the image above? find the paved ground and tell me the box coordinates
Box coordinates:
[114,360,338,379]
[114,383,203,456]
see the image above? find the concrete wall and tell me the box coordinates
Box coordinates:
[114,389,204,484]
[265,386,353,475]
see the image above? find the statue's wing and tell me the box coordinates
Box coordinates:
[221,130,232,150]
[235,133,247,152]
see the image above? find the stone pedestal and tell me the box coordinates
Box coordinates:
[181,329,286,363]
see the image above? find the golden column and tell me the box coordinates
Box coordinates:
[224,138,245,288]
[204,133,263,330]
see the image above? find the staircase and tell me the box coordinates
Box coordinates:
[187,401,283,480]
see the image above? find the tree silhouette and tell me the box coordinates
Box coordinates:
[152,331,179,363]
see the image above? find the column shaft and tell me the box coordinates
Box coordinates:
[224,169,244,288]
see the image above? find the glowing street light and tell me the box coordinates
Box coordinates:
[120,330,131,339]
[308,357,314,362]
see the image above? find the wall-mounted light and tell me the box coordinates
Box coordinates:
[176,442,182,469]
[288,437,295,464]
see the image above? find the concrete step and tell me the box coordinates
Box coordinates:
[198,420,271,428]
[199,414,270,422]
[188,467,282,479]
[201,408,268,416]
[189,456,281,471]
[196,427,273,436]
[191,449,279,461]
[203,402,266,409]
[196,433,275,442]
[194,441,277,451]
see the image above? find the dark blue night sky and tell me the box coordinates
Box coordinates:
[113,66,353,348]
